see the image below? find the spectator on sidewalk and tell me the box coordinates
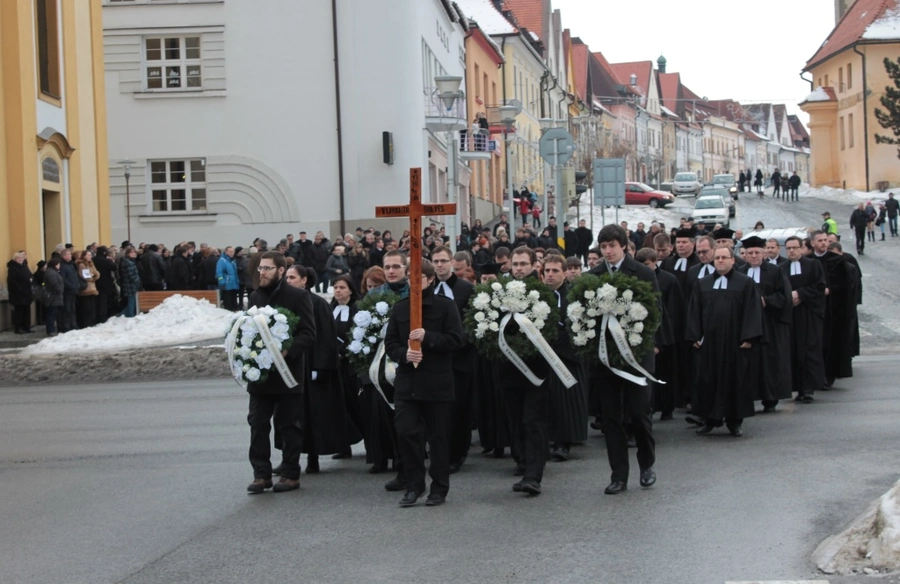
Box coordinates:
[7,250,34,334]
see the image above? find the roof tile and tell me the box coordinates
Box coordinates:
[805,0,899,69]
[502,0,546,41]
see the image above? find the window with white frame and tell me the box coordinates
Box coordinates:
[149,159,207,212]
[144,36,201,90]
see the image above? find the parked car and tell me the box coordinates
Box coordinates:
[625,182,676,208]
[659,181,674,193]
[743,227,813,257]
[692,195,730,229]
[699,185,735,218]
[711,174,739,199]
[673,172,702,196]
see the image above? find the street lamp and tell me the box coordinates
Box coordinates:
[433,76,464,250]
[499,103,521,221]
[118,159,135,243]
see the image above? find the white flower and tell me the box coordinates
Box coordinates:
[368,335,378,343]
[243,363,251,372]
[622,289,634,302]
[375,301,389,316]
[628,333,642,346]
[488,322,499,332]
[239,346,252,359]
[371,318,381,327]
[586,329,596,339]
[584,289,596,299]
[271,323,290,340]
[528,290,540,300]
[491,298,502,308]
[488,310,499,320]
[633,322,644,333]
[533,319,545,330]
[490,282,502,291]
[274,313,287,323]
[472,292,491,311]
[348,340,364,354]
[256,349,274,370]
[474,312,485,322]
[246,367,261,382]
[250,351,258,359]
[587,319,597,328]
[586,308,599,318]
[352,327,366,341]
[629,304,649,321]
[247,307,260,316]
[362,346,371,355]
[255,340,264,349]
[353,311,373,328]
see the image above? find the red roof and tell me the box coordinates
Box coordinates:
[805,0,900,69]
[658,72,681,114]
[591,51,630,98]
[572,42,589,102]
[609,61,653,98]
[502,0,546,41]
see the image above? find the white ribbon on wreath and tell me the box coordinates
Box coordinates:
[367,323,397,409]
[597,313,663,387]
[226,313,298,389]
[497,312,577,389]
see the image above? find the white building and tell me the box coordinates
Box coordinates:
[103,0,469,247]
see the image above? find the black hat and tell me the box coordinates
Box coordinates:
[147,243,159,252]
[234,246,244,255]
[121,240,132,248]
[480,262,502,275]
[740,235,766,249]
[821,211,831,217]
[712,228,735,240]
[298,230,306,235]
[675,228,697,239]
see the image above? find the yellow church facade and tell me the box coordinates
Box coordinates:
[1,0,110,303]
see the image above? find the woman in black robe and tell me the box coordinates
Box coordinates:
[330,274,366,459]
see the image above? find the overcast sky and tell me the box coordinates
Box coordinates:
[551,0,837,124]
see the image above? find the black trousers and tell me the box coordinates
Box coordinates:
[222,290,238,311]
[449,370,472,464]
[77,295,97,328]
[394,399,451,496]
[596,375,655,483]
[248,392,304,480]
[855,226,866,253]
[61,294,77,332]
[504,383,549,483]
[11,304,31,332]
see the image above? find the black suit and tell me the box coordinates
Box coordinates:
[589,256,659,484]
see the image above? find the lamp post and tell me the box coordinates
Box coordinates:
[499,103,521,223]
[434,75,464,251]
[118,159,135,243]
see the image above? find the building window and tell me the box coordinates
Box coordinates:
[149,159,207,212]
[848,113,854,148]
[35,0,61,99]
[839,116,845,150]
[144,36,201,90]
[847,63,853,89]
[839,67,844,92]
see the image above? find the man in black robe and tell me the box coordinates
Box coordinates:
[765,239,788,267]
[685,246,763,437]
[661,228,699,408]
[780,236,826,402]
[590,225,662,494]
[713,228,747,268]
[738,236,792,413]
[431,246,475,474]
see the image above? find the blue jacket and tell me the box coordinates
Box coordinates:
[216,256,239,291]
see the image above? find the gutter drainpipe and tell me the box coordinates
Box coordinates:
[332,0,347,235]
[852,44,870,192]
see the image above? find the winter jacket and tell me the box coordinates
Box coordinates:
[215,255,240,291]
[325,253,350,278]
[347,252,369,284]
[198,254,220,288]
[118,257,142,297]
[850,209,869,230]
[75,260,100,296]
[6,260,33,306]
[59,259,80,295]
[886,198,900,218]
[138,250,167,286]
[310,241,330,272]
[789,174,802,189]
[43,267,65,307]
[296,240,313,267]
[94,255,118,295]
[166,255,192,291]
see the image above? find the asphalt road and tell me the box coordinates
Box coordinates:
[1,357,899,584]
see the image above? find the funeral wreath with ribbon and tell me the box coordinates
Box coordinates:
[566,273,662,386]
[346,290,401,407]
[225,305,301,388]
[466,279,577,388]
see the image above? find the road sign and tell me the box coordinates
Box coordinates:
[539,128,575,166]
[592,158,626,207]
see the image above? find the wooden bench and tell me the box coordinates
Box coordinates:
[136,290,221,313]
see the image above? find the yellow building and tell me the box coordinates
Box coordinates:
[1,0,109,312]
[801,0,900,191]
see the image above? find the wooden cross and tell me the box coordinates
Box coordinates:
[375,168,456,364]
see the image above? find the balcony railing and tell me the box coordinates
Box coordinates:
[424,88,467,131]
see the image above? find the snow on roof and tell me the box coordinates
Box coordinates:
[863,4,900,39]
[456,0,517,35]
[21,295,236,355]
[660,105,679,118]
[802,86,836,103]
[529,30,540,42]
[592,99,613,116]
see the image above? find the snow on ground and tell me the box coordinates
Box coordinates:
[572,191,688,233]
[802,185,892,207]
[22,295,236,355]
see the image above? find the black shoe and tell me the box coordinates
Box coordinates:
[425,494,446,506]
[801,394,814,403]
[448,461,462,474]
[728,424,743,437]
[685,415,705,427]
[626,436,637,448]
[369,462,388,474]
[514,479,541,495]
[384,475,405,491]
[272,477,300,492]
[492,447,505,458]
[399,490,423,507]
[331,450,352,460]
[272,463,285,476]
[22,329,33,334]
[660,411,673,421]
[639,467,656,487]
[590,420,603,430]
[305,456,319,474]
[550,446,569,462]
[762,405,776,414]
[604,481,627,495]
[513,463,526,476]
[14,330,25,335]
[696,424,716,435]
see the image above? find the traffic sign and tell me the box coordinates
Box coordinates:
[539,128,575,166]
[592,158,626,207]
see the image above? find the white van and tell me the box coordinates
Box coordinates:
[673,172,701,196]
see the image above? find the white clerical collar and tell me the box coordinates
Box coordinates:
[553,288,562,307]
[436,280,455,299]
[790,261,802,276]
[674,257,688,271]
[713,275,728,290]
[768,257,779,264]
[333,304,350,321]
[814,252,826,258]
[700,263,715,277]
[747,266,760,283]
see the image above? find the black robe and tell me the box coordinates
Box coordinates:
[685,269,764,422]
[780,259,826,396]
[739,262,793,402]
[814,252,859,380]
[661,252,700,294]
[652,267,684,414]
[661,253,700,405]
[547,281,588,445]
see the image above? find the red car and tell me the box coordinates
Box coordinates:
[625,182,676,208]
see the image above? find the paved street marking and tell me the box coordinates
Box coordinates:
[726,581,830,584]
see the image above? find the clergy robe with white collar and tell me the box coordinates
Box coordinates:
[780,258,827,396]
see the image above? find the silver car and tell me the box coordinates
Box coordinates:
[673,172,701,196]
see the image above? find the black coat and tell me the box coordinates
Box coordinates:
[198,255,219,288]
[437,273,475,374]
[384,285,465,402]
[7,260,33,306]
[563,230,579,257]
[60,260,80,295]
[94,255,118,295]
[43,267,65,307]
[166,255,192,291]
[574,226,593,254]
[310,241,330,272]
[247,279,317,395]
[139,250,167,285]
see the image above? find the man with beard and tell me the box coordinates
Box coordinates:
[738,236,793,413]
[589,225,662,494]
[384,259,465,507]
[780,236,826,403]
[810,231,860,387]
[245,252,316,494]
[686,247,763,437]
[430,246,475,474]
[765,239,788,267]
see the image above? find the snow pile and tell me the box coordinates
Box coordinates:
[863,6,900,40]
[803,87,834,103]
[803,185,890,205]
[813,478,900,575]
[22,295,235,355]
[574,191,691,233]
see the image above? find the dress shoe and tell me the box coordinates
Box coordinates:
[272,463,285,476]
[590,420,603,431]
[368,462,388,474]
[685,415,705,427]
[695,424,716,435]
[448,460,463,474]
[762,405,777,414]
[331,450,352,460]
[727,424,743,437]
[305,456,320,474]
[272,477,300,492]
[513,463,526,476]
[399,490,423,507]
[626,436,637,448]
[492,447,505,458]
[425,494,446,506]
[639,467,656,487]
[246,478,273,494]
[518,479,541,495]
[481,447,493,454]
[660,411,674,421]
[801,394,814,403]
[604,481,627,495]
[384,475,405,491]
[550,447,569,462]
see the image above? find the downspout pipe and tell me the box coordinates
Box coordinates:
[332,0,347,235]
[852,44,870,192]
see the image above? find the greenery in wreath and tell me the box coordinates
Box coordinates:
[465,278,559,361]
[346,290,401,379]
[566,273,661,370]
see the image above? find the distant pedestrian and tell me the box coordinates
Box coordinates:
[771,169,782,198]
[876,203,887,240]
[789,171,801,201]
[755,169,764,195]
[849,203,868,255]
[886,193,899,236]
